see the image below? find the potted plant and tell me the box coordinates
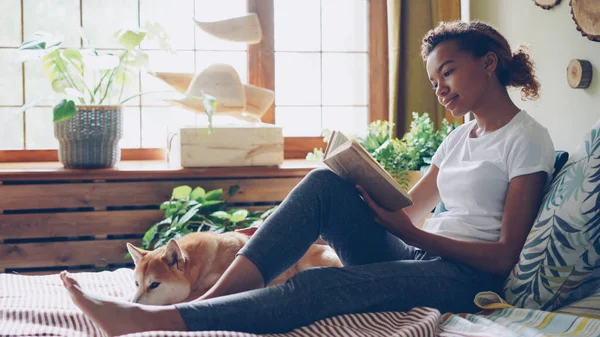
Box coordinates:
[18,23,216,169]
[359,112,457,189]
[141,184,276,251]
[308,112,457,190]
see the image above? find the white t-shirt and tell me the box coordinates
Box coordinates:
[422,110,555,242]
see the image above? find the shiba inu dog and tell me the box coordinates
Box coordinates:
[126,231,342,305]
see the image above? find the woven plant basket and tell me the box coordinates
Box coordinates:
[54,105,123,169]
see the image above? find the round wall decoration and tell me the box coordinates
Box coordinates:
[567,59,593,89]
[534,0,561,10]
[570,0,600,41]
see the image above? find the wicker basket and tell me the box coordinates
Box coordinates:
[54,105,123,169]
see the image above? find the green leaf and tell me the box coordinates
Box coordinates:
[260,207,277,219]
[143,21,174,53]
[172,185,192,200]
[229,209,248,223]
[190,187,206,201]
[114,29,147,50]
[159,201,173,210]
[43,50,72,93]
[20,32,63,50]
[210,211,230,220]
[52,99,76,122]
[228,185,240,197]
[178,204,201,225]
[205,189,223,201]
[142,223,159,248]
[203,94,218,132]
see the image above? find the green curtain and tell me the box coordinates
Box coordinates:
[387,0,461,138]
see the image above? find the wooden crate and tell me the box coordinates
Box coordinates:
[180,125,284,167]
[0,160,316,274]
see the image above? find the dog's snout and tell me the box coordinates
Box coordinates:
[131,294,142,303]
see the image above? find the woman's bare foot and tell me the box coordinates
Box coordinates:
[60,271,187,336]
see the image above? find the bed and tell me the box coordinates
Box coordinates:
[1,268,599,337]
[3,119,600,337]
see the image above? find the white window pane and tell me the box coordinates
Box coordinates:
[322,53,368,106]
[322,0,368,52]
[23,0,81,49]
[0,108,24,150]
[25,107,58,149]
[275,52,320,105]
[194,0,247,51]
[274,0,320,51]
[322,106,368,137]
[0,50,23,105]
[141,106,199,148]
[82,0,138,49]
[0,0,22,47]
[195,51,247,82]
[141,51,195,106]
[25,56,61,105]
[275,106,321,137]
[140,0,195,50]
[121,106,141,148]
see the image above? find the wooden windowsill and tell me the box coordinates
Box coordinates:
[0,159,324,182]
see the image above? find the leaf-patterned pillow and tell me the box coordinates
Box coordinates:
[503,119,600,311]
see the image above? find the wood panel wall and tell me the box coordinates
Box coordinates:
[0,161,314,274]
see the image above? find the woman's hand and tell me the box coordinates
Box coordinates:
[355,185,418,242]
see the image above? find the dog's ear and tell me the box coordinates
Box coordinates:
[164,239,185,269]
[127,243,149,265]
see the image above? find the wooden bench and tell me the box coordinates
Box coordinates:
[0,160,319,275]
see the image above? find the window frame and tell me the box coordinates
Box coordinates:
[0,0,388,163]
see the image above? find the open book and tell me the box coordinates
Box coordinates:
[322,130,413,211]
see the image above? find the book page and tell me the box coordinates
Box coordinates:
[323,130,350,160]
[322,135,412,211]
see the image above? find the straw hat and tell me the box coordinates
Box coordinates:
[151,64,274,120]
[193,13,262,44]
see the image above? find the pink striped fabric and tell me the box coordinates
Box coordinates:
[0,269,442,337]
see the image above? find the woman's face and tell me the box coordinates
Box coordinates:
[426,40,490,118]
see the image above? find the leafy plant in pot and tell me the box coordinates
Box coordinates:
[18,23,217,169]
[308,112,458,189]
[140,184,276,252]
[360,112,458,189]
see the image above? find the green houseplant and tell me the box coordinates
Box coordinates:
[18,23,217,168]
[141,184,276,251]
[308,112,457,189]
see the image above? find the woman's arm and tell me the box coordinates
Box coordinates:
[403,165,442,225]
[358,171,547,275]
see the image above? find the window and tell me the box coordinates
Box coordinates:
[0,0,387,161]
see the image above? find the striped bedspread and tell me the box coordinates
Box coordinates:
[1,269,599,337]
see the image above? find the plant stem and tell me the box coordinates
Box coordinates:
[119,89,179,104]
[99,52,128,104]
[92,70,111,101]
[63,57,96,104]
[117,52,129,102]
[52,50,84,104]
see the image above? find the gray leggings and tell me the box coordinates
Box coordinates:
[175,168,505,333]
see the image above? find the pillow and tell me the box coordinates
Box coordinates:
[553,150,569,179]
[556,287,600,318]
[503,120,600,311]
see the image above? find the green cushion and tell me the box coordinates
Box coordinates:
[503,120,600,310]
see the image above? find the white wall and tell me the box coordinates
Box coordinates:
[471,1,600,153]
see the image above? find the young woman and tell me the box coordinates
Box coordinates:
[60,20,556,336]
